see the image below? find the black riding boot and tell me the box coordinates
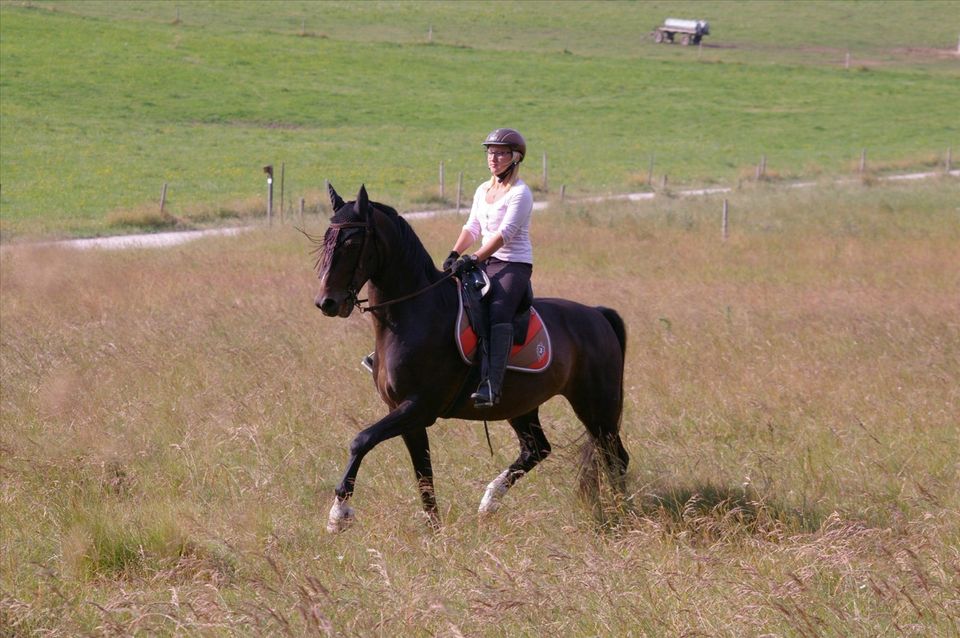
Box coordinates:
[472,323,513,408]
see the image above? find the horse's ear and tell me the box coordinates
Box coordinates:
[328,182,345,212]
[355,185,369,217]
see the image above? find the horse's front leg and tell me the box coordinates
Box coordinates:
[327,399,436,533]
[402,428,440,529]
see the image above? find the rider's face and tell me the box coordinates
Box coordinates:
[486,145,514,174]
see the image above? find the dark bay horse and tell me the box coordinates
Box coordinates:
[313,184,629,532]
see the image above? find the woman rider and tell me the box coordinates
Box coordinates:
[443,128,534,408]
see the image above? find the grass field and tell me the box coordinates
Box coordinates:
[1,0,958,238]
[2,178,959,635]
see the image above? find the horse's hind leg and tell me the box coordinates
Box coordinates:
[402,428,440,529]
[568,389,629,496]
[479,408,552,514]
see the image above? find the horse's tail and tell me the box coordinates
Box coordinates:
[596,305,626,429]
[597,306,626,359]
[577,307,629,516]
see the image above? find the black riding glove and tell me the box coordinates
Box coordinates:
[442,251,460,272]
[454,254,479,275]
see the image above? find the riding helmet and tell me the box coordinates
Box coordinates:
[482,128,526,162]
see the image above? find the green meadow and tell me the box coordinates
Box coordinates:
[1,0,958,238]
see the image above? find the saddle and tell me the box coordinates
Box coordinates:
[454,270,552,373]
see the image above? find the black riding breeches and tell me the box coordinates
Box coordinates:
[483,258,533,325]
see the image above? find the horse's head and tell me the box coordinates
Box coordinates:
[313,183,377,318]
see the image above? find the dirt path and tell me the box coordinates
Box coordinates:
[11,168,958,252]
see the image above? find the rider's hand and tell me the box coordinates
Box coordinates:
[454,254,478,275]
[442,251,460,272]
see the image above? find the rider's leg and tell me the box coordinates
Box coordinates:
[472,260,530,408]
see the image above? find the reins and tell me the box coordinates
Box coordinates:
[355,270,456,313]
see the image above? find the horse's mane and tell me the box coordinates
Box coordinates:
[368,201,438,281]
[306,200,437,280]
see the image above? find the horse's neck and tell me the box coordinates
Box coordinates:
[367,274,455,336]
[367,209,454,331]
[367,260,431,305]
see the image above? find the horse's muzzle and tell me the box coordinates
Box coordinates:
[316,292,354,318]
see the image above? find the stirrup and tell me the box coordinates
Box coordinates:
[361,352,375,373]
[471,381,496,408]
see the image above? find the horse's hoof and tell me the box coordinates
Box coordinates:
[418,509,442,531]
[478,470,512,515]
[326,497,355,533]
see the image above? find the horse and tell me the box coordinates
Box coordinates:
[312,184,629,533]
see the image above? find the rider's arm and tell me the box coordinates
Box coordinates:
[472,232,505,261]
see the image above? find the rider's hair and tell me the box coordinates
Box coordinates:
[489,151,521,188]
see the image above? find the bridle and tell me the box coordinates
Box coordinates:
[325,217,374,310]
[322,210,455,315]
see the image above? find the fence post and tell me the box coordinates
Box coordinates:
[755,155,766,180]
[560,184,566,202]
[439,161,445,201]
[279,162,285,222]
[722,199,729,241]
[647,153,655,186]
[947,147,953,173]
[159,182,168,214]
[456,171,463,214]
[264,165,274,225]
[859,149,867,174]
[542,151,548,192]
[299,197,305,224]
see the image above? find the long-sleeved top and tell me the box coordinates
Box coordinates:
[462,179,534,264]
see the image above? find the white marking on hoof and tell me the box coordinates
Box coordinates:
[326,497,355,533]
[479,470,515,514]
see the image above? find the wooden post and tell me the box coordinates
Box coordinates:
[263,165,274,225]
[845,51,850,69]
[647,153,655,186]
[279,162,285,222]
[755,154,766,179]
[947,147,953,173]
[755,156,764,180]
[299,197,305,223]
[159,182,168,213]
[661,174,668,190]
[439,160,445,200]
[542,152,548,192]
[560,184,566,202]
[722,199,729,241]
[859,148,867,174]
[456,171,463,214]
[428,25,433,43]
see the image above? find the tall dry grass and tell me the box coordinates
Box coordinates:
[1,179,958,636]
